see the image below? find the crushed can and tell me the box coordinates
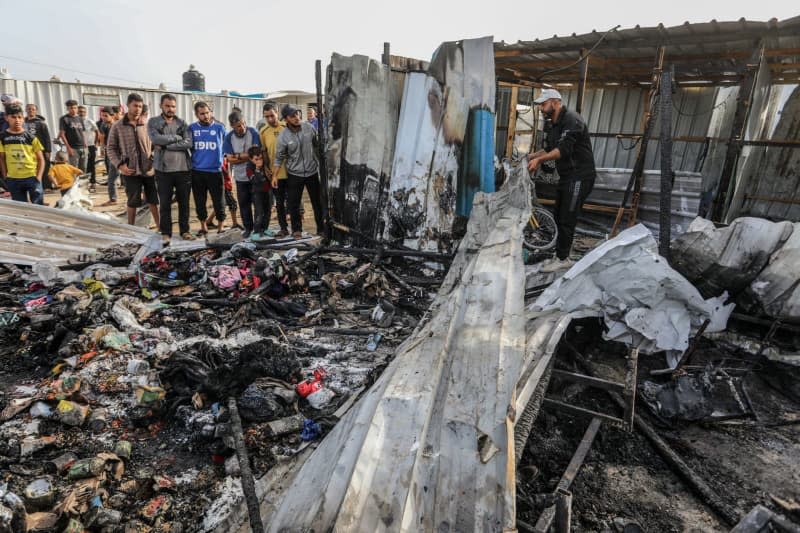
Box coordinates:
[23,478,55,509]
[88,407,108,432]
[45,452,78,474]
[114,440,133,461]
[56,400,90,427]
[67,457,105,480]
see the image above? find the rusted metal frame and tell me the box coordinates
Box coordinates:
[495,29,784,57]
[504,85,520,159]
[590,132,800,148]
[650,318,712,377]
[622,347,639,431]
[744,194,800,205]
[568,347,743,526]
[551,369,624,393]
[576,48,590,114]
[659,68,674,259]
[532,417,603,532]
[711,41,765,222]
[626,46,667,229]
[543,398,625,427]
[609,46,665,237]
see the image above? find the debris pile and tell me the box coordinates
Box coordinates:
[0,240,442,531]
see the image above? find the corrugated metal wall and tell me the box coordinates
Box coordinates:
[497,85,719,172]
[496,82,800,224]
[0,79,313,131]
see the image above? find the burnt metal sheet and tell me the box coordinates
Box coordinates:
[738,84,800,221]
[494,17,800,85]
[325,54,400,242]
[383,37,496,253]
[0,198,158,266]
[383,72,452,251]
[265,160,533,532]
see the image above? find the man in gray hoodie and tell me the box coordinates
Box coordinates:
[148,94,194,243]
[272,104,325,238]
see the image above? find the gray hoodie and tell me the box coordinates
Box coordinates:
[274,122,318,177]
[147,115,192,173]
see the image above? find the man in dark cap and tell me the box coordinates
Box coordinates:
[527,88,596,272]
[273,104,325,239]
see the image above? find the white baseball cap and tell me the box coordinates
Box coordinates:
[533,88,562,104]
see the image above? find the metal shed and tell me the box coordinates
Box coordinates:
[493,16,800,231]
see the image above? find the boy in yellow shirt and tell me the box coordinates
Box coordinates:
[0,104,44,204]
[259,103,289,236]
[48,151,83,195]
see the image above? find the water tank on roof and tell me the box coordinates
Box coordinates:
[182,65,205,92]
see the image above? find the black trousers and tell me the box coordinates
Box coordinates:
[236,181,255,232]
[554,178,594,260]
[156,171,191,237]
[273,179,288,231]
[286,173,324,234]
[41,155,54,190]
[191,170,225,222]
[253,188,273,234]
[87,146,97,183]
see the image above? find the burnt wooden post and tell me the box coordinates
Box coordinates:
[610,46,665,236]
[554,489,573,533]
[710,42,765,222]
[504,85,519,159]
[315,59,330,236]
[576,48,590,114]
[659,69,673,258]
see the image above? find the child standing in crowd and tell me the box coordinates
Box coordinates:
[247,145,272,241]
[0,104,45,204]
[48,151,83,195]
[206,158,243,232]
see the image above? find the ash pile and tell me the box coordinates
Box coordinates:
[0,240,444,532]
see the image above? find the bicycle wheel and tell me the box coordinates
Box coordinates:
[523,206,557,252]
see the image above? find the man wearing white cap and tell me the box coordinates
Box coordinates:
[528,88,596,272]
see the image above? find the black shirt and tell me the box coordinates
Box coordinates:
[59,114,86,149]
[97,120,111,146]
[544,106,596,184]
[24,116,52,153]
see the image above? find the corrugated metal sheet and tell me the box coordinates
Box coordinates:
[538,168,702,235]
[498,80,800,226]
[383,72,448,250]
[265,158,532,532]
[494,17,800,86]
[383,37,496,253]
[0,198,158,266]
[738,84,800,220]
[0,79,312,132]
[325,54,399,241]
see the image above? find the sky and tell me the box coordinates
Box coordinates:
[2,0,797,94]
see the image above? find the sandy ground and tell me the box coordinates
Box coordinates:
[44,170,322,239]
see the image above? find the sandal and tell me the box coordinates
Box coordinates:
[181,232,196,241]
[101,199,118,206]
[197,229,208,236]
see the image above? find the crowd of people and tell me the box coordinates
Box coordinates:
[0,93,325,245]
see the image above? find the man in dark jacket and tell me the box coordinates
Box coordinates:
[148,94,194,244]
[24,104,53,189]
[528,89,596,272]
